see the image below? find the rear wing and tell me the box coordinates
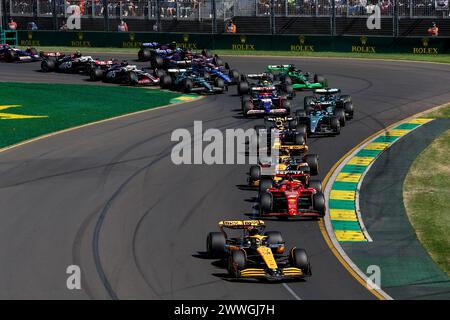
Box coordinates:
[265,116,294,122]
[40,51,65,58]
[314,88,340,94]
[167,68,187,73]
[275,169,310,176]
[93,60,114,65]
[141,42,159,48]
[252,86,276,91]
[219,220,265,229]
[274,144,308,150]
[266,64,294,71]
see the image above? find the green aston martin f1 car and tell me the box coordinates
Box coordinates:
[266,64,327,90]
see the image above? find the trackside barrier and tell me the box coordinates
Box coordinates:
[16,31,450,54]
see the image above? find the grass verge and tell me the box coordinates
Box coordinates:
[22,46,450,64]
[403,103,450,275]
[0,82,184,149]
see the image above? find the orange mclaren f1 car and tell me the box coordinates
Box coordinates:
[206,220,311,281]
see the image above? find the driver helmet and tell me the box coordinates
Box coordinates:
[251,237,262,248]
[261,79,270,86]
[169,41,177,50]
[275,119,284,129]
[121,60,129,67]
[248,226,259,237]
[74,51,82,58]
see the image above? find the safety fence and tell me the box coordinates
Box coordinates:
[5,0,450,19]
[3,0,450,35]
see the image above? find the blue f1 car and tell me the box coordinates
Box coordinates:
[241,85,292,117]
[0,44,40,62]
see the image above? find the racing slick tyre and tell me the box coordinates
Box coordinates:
[215,77,225,90]
[314,74,326,86]
[259,178,273,193]
[290,248,311,275]
[308,180,322,192]
[243,101,253,117]
[340,94,352,103]
[296,123,308,137]
[303,96,315,109]
[127,71,139,85]
[283,100,292,114]
[229,69,240,83]
[259,192,273,214]
[5,50,18,62]
[160,75,172,88]
[331,116,341,135]
[304,154,319,176]
[344,101,354,119]
[151,55,164,69]
[206,232,226,258]
[264,231,283,245]
[264,231,284,253]
[89,68,104,81]
[294,132,306,146]
[238,81,249,95]
[41,59,55,72]
[288,118,298,130]
[228,250,247,277]
[249,165,261,183]
[280,75,292,85]
[138,48,151,61]
[295,110,307,117]
[313,192,326,216]
[213,57,224,67]
[336,108,346,127]
[241,95,251,111]
[283,84,294,98]
[154,69,166,79]
[182,78,193,93]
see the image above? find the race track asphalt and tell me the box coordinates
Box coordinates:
[1,56,450,299]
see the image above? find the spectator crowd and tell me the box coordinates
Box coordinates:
[4,0,449,20]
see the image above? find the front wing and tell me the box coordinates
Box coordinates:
[238,267,308,280]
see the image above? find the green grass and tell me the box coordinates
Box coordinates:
[0,82,183,149]
[403,103,450,275]
[28,46,450,64]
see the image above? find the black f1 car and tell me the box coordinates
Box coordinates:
[41,52,113,74]
[90,62,165,86]
[304,88,354,120]
[161,68,226,94]
[0,44,41,62]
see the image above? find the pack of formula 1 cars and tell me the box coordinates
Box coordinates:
[203,63,356,282]
[4,43,356,282]
[32,42,239,94]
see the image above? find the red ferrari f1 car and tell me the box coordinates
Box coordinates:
[258,177,325,218]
